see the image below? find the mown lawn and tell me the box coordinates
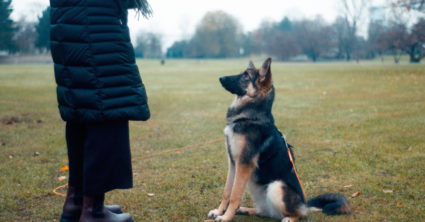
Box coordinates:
[0,59,424,221]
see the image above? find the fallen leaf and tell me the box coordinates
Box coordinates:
[344,184,353,188]
[60,165,69,171]
[383,189,393,193]
[344,136,349,139]
[58,176,67,181]
[147,193,154,197]
[9,155,14,159]
[351,191,360,198]
[33,152,40,156]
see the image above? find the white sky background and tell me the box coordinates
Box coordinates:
[11,0,390,49]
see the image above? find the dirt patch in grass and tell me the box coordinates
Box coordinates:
[1,114,44,126]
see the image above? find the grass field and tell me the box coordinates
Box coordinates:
[0,59,424,221]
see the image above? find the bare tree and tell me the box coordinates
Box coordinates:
[339,0,369,61]
[387,0,425,63]
[390,0,425,13]
[332,17,348,59]
[382,23,409,63]
[367,20,388,61]
[293,17,333,62]
[13,19,37,54]
[265,31,300,61]
[407,18,425,62]
[187,11,242,58]
[247,20,275,56]
[134,32,163,58]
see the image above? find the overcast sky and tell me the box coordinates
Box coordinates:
[11,0,387,49]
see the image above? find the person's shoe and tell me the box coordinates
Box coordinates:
[104,205,122,214]
[79,195,133,222]
[60,186,123,222]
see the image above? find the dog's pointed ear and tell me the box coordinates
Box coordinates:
[248,60,256,70]
[259,58,272,84]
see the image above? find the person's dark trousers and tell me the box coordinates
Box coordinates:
[65,121,133,195]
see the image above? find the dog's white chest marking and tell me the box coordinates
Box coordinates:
[224,124,243,159]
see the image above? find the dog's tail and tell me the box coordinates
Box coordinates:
[307,193,351,215]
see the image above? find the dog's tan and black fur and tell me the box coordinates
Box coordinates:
[208,58,351,222]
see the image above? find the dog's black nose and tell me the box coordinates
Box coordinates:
[219,77,225,83]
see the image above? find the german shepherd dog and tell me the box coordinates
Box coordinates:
[208,58,351,222]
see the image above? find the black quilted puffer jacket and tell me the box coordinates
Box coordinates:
[50,0,150,122]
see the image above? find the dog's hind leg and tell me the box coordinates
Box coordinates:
[266,181,306,222]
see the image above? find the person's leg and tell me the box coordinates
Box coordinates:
[79,121,133,222]
[66,122,86,191]
[61,122,124,222]
[61,122,85,222]
[83,121,132,195]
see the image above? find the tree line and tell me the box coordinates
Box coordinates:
[166,0,425,63]
[1,0,424,63]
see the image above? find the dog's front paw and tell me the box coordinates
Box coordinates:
[281,217,294,222]
[208,209,221,219]
[215,215,231,221]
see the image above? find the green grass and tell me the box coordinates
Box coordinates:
[0,59,424,221]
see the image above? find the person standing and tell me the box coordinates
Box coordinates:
[49,0,152,221]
